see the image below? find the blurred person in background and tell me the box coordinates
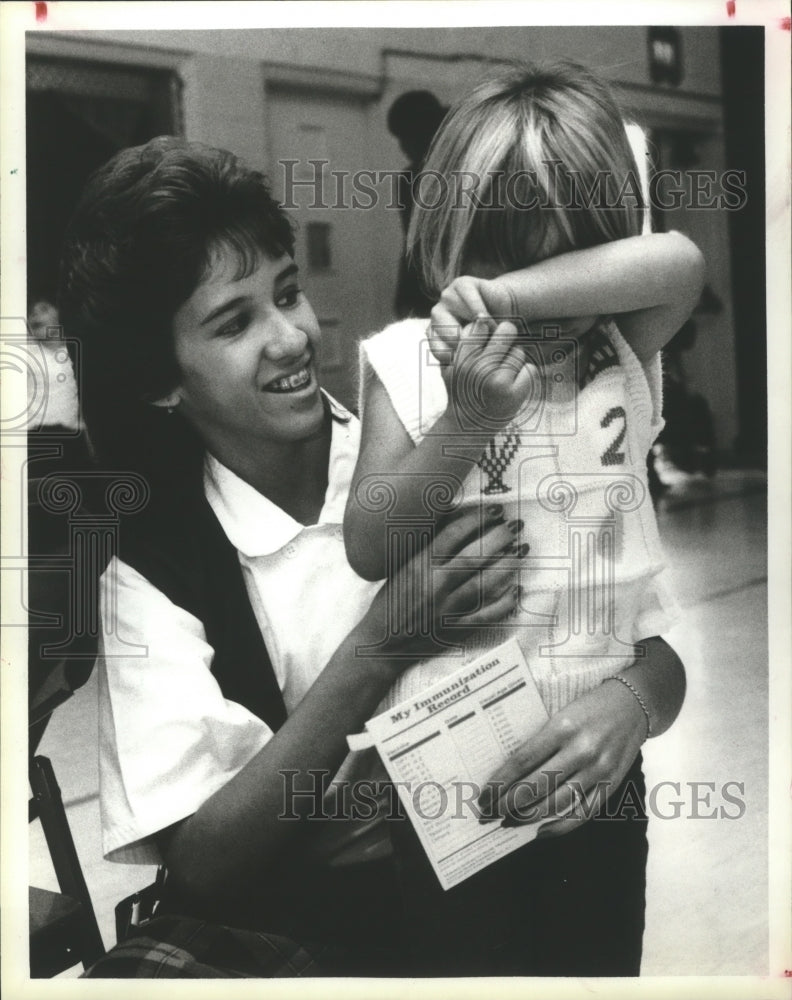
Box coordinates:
[387,90,447,319]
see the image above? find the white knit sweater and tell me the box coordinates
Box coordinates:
[361,318,679,715]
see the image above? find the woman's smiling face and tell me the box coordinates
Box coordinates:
[168,247,325,456]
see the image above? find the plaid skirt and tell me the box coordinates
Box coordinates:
[81,916,335,978]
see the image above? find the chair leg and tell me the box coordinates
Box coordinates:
[30,755,105,969]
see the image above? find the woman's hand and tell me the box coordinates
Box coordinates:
[477,675,648,836]
[477,637,686,836]
[355,503,525,675]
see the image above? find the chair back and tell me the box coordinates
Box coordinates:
[28,461,106,976]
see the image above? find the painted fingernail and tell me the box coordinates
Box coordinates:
[508,519,524,535]
[516,542,530,557]
[477,792,492,813]
[486,504,504,518]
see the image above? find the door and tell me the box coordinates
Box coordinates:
[26,54,180,306]
[266,87,380,411]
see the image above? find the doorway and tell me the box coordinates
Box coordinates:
[26,55,181,306]
[266,87,381,411]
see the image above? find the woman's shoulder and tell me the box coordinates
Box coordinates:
[101,553,206,634]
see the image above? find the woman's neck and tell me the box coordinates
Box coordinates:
[206,411,333,526]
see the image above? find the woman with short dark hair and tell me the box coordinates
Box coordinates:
[63,137,685,977]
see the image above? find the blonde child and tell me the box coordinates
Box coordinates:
[344,63,701,830]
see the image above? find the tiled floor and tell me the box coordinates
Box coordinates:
[29,469,772,976]
[640,470,769,975]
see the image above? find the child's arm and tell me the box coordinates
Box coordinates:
[344,326,530,582]
[433,232,705,365]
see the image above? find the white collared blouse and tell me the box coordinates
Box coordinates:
[98,395,386,865]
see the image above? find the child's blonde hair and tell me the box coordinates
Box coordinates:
[408,62,646,295]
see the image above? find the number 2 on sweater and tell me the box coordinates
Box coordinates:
[600,406,627,466]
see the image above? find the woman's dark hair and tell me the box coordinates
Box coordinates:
[59,137,295,487]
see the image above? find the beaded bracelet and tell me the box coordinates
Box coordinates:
[605,674,653,740]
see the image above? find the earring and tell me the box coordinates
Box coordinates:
[167,405,174,415]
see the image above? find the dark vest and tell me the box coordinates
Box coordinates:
[116,483,418,948]
[118,487,287,732]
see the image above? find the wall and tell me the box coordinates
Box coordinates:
[55,26,724,95]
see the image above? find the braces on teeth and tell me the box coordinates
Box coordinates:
[269,369,310,391]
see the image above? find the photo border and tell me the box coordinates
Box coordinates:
[2,2,789,997]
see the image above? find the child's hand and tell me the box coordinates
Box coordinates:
[446,317,538,426]
[428,276,515,370]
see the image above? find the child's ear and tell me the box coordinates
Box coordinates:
[149,391,182,411]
